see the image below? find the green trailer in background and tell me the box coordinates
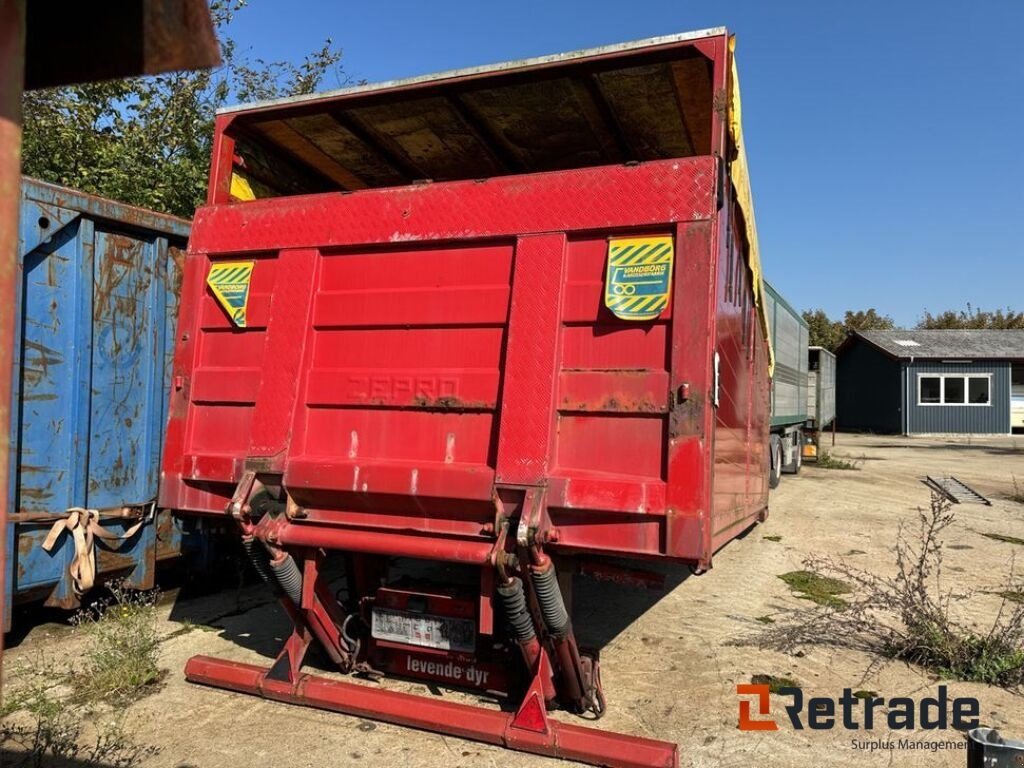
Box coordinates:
[764,281,809,488]
[802,346,837,460]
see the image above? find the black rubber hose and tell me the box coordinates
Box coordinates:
[531,564,570,638]
[497,577,535,642]
[269,552,303,606]
[241,536,283,597]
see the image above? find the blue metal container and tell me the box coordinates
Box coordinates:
[4,178,189,630]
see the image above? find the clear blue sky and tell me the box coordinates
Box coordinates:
[229,1,1023,327]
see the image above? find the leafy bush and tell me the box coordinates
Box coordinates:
[21,1,346,218]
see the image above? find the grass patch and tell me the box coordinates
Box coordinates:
[909,629,1024,686]
[981,532,1024,546]
[750,674,798,694]
[750,494,1024,689]
[853,690,878,699]
[763,535,783,543]
[71,584,163,706]
[1,582,164,767]
[1,650,159,767]
[779,570,851,608]
[755,615,776,625]
[816,451,861,471]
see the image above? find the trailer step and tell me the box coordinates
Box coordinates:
[923,476,991,506]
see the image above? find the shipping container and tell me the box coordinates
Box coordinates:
[4,178,188,631]
[763,280,809,487]
[163,28,771,767]
[808,347,837,429]
[802,346,837,460]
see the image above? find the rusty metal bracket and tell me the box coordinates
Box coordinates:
[227,469,259,519]
[490,521,519,584]
[285,492,307,520]
[516,486,549,548]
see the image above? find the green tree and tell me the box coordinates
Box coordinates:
[917,304,1024,329]
[842,308,895,333]
[802,308,845,351]
[21,1,345,218]
[802,307,897,352]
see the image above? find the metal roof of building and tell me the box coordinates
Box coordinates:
[851,329,1024,360]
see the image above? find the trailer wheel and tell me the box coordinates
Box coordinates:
[782,430,803,475]
[769,434,783,489]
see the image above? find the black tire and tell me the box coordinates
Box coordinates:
[769,434,783,489]
[782,430,803,475]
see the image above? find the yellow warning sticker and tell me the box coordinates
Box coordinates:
[605,236,674,321]
[207,261,255,327]
[230,172,256,201]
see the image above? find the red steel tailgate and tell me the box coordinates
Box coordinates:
[161,158,719,560]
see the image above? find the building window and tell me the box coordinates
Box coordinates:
[968,377,990,404]
[945,377,965,404]
[917,374,991,406]
[920,376,941,404]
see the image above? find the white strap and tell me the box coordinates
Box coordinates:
[41,507,144,595]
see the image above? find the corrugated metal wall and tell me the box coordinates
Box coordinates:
[5,179,188,629]
[903,360,1011,434]
[809,348,836,428]
[764,283,808,427]
[836,339,902,432]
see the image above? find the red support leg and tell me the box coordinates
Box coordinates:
[265,623,312,686]
[184,653,679,768]
[299,550,351,668]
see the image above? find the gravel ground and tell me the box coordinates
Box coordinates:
[4,433,1024,767]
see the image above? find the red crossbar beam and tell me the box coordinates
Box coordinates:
[270,522,494,565]
[186,655,678,768]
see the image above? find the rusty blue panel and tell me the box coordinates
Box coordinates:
[4,179,189,630]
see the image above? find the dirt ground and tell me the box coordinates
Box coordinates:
[4,433,1024,767]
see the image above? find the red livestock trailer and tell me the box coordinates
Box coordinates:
[160,27,771,768]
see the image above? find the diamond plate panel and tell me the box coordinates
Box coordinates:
[189,158,717,254]
[494,234,567,485]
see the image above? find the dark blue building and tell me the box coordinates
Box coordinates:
[837,330,1024,435]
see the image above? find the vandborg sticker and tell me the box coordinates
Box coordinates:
[207,260,255,327]
[605,236,673,321]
